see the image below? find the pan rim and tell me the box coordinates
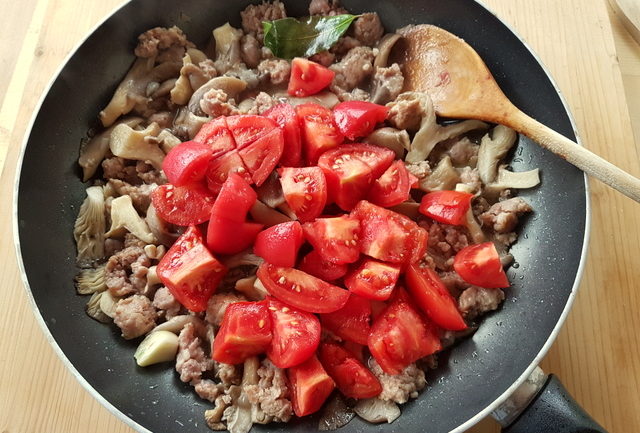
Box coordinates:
[11,0,591,432]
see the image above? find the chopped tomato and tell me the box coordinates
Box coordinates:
[288,355,335,417]
[207,217,263,255]
[288,58,335,98]
[351,200,428,265]
[298,250,348,281]
[205,150,253,195]
[151,183,216,226]
[194,116,236,157]
[453,242,510,288]
[210,172,256,223]
[278,167,327,222]
[318,144,395,211]
[254,221,304,267]
[367,160,414,208]
[162,141,212,186]
[264,103,302,167]
[296,103,344,164]
[226,115,278,149]
[320,294,371,345]
[406,264,467,331]
[157,226,226,312]
[238,127,284,186]
[267,297,321,368]
[344,259,400,301]
[332,101,389,141]
[302,215,360,265]
[319,342,382,399]
[212,301,272,364]
[257,264,350,313]
[419,190,474,226]
[368,291,442,374]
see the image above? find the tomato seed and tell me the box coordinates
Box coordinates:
[278,276,286,284]
[258,319,265,328]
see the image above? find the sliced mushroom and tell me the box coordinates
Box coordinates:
[249,201,291,227]
[454,183,487,243]
[222,251,264,269]
[391,92,488,163]
[86,292,111,323]
[152,315,206,334]
[223,356,262,433]
[74,186,106,265]
[157,129,182,153]
[419,156,459,192]
[99,290,120,318]
[106,195,155,244]
[212,23,243,75]
[142,265,162,296]
[145,203,180,247]
[484,166,541,199]
[109,122,164,169]
[143,245,166,260]
[187,48,209,64]
[365,127,410,158]
[78,117,143,181]
[354,398,401,424]
[188,76,247,116]
[477,125,518,184]
[173,107,209,139]
[75,264,107,295]
[389,201,420,220]
[255,172,285,208]
[271,90,340,109]
[171,53,196,105]
[374,33,402,68]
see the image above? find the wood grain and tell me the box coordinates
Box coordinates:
[1,1,639,433]
[608,0,640,44]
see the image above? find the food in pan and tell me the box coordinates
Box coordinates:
[73,0,540,431]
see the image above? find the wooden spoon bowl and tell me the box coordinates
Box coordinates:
[395,24,640,203]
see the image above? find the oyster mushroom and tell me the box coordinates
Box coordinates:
[75,264,107,295]
[78,117,143,181]
[157,129,182,153]
[171,52,216,105]
[419,156,460,192]
[86,292,111,323]
[173,107,209,139]
[484,166,541,199]
[374,33,402,68]
[187,76,247,116]
[74,186,106,265]
[212,23,243,75]
[152,315,206,334]
[365,127,410,158]
[99,290,120,318]
[477,125,518,184]
[109,122,165,169]
[145,203,180,247]
[354,398,401,424]
[388,92,488,163]
[105,195,155,244]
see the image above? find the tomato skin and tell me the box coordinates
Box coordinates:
[210,172,257,223]
[162,141,213,186]
[367,160,414,208]
[288,355,335,417]
[278,167,327,223]
[157,225,227,312]
[302,215,360,265]
[406,264,467,331]
[320,294,371,345]
[296,103,344,164]
[254,221,304,267]
[351,200,428,266]
[264,103,302,167]
[207,217,263,255]
[288,58,335,98]
[194,116,236,157]
[151,183,216,226]
[332,101,389,141]
[238,127,284,186]
[226,115,278,149]
[257,264,350,313]
[205,150,253,195]
[453,242,510,288]
[419,190,474,226]
[319,342,382,399]
[212,301,272,364]
[318,144,395,211]
[368,292,442,375]
[298,250,348,282]
[266,297,321,368]
[344,259,401,301]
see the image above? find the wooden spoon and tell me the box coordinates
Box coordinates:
[396,24,640,202]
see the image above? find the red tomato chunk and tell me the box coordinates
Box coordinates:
[257,264,350,314]
[288,355,335,417]
[320,294,371,345]
[157,225,226,312]
[303,215,360,265]
[210,172,257,223]
[151,183,215,226]
[267,297,321,368]
[344,259,400,301]
[162,141,212,186]
[367,160,415,208]
[453,242,510,288]
[278,167,327,223]
[319,342,382,399]
[332,101,389,141]
[288,58,335,98]
[419,190,474,226]
[212,301,272,364]
[296,103,344,165]
[264,103,302,167]
[298,250,348,282]
[406,264,467,331]
[254,221,304,268]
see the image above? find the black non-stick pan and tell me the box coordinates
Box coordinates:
[14,0,601,432]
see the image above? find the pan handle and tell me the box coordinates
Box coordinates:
[498,374,607,433]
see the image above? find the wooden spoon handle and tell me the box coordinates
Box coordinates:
[511,110,640,203]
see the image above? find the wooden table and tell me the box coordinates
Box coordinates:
[1,1,639,432]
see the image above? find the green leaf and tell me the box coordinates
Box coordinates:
[262,14,360,60]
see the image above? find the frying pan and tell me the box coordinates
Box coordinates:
[13,0,601,432]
